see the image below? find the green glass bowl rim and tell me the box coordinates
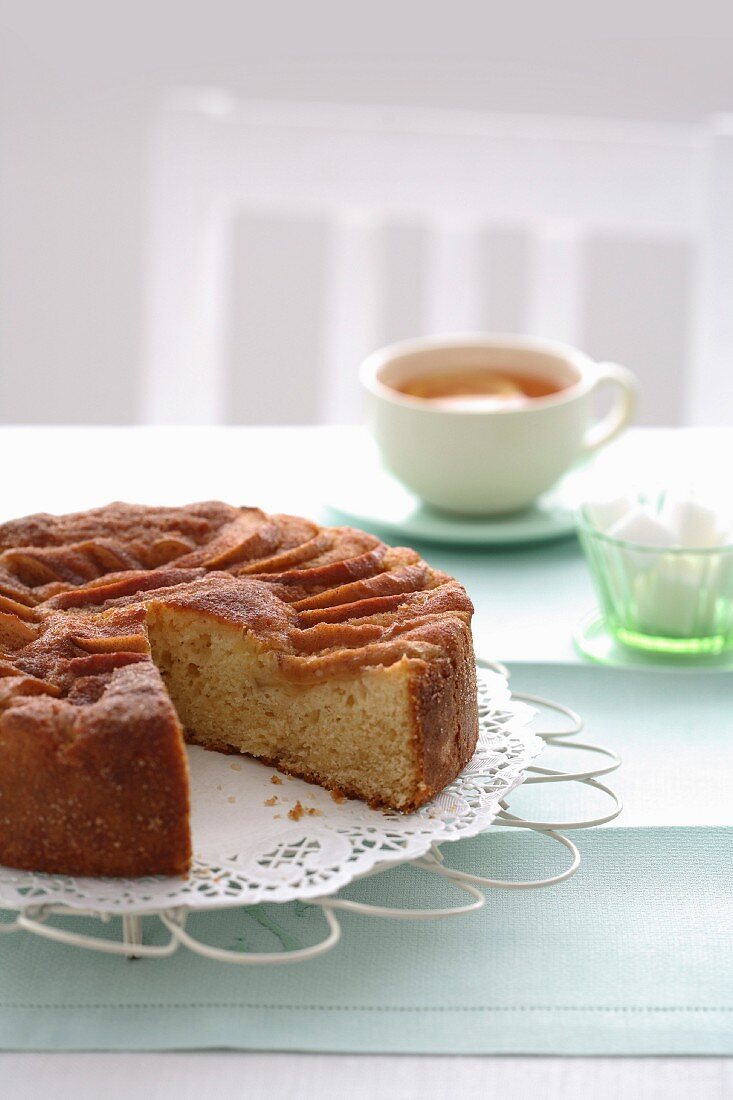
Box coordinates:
[576,504,733,556]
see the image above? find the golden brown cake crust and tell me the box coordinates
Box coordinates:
[0,502,478,876]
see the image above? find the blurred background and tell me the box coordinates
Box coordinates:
[2,1,733,427]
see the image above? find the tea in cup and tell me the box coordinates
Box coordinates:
[360,334,637,516]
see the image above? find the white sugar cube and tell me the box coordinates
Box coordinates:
[607,508,676,549]
[661,498,721,548]
[634,555,714,637]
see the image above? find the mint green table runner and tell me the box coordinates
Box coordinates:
[1,827,731,1054]
[503,664,733,829]
[1,665,731,1054]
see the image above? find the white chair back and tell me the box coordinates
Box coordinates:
[142,96,733,425]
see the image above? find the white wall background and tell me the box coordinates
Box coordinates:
[1,1,733,425]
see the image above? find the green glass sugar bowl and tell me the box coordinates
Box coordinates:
[576,493,733,657]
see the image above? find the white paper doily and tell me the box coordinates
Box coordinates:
[0,668,542,915]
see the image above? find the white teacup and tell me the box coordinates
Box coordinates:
[360,334,637,516]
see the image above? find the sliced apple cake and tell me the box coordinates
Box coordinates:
[0,503,478,876]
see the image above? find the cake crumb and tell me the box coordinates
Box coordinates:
[264,795,278,807]
[330,790,347,804]
[270,774,283,785]
[288,801,305,821]
[286,775,295,781]
[216,784,222,791]
[306,807,322,816]
[274,814,281,820]
[230,762,242,771]
[227,795,236,804]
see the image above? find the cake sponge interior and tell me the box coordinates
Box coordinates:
[145,602,421,809]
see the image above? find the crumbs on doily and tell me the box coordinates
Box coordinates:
[287,800,323,820]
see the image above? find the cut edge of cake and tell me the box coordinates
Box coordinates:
[146,599,477,813]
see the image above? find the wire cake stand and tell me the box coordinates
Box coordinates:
[0,664,621,965]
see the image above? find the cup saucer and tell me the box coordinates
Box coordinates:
[323,448,591,547]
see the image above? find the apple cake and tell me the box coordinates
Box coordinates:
[0,503,478,877]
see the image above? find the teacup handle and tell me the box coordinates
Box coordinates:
[582,362,637,455]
